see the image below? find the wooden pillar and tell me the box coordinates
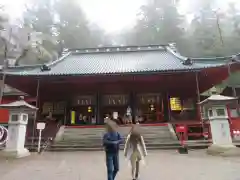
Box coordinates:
[96,91,101,124]
[65,98,71,125]
[32,78,40,147]
[163,91,170,122]
[130,91,135,123]
[227,62,237,97]
[195,72,201,121]
[227,62,239,115]
[63,106,67,126]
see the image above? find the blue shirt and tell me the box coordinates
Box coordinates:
[103,132,123,154]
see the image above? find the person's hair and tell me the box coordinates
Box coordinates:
[129,124,141,146]
[105,119,117,132]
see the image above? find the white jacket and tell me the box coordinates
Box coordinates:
[123,134,147,164]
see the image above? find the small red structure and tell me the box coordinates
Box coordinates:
[176,125,187,145]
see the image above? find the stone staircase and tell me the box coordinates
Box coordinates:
[50,125,181,151]
[25,120,61,151]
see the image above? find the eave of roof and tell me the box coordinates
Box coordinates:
[3,85,26,96]
[2,45,236,77]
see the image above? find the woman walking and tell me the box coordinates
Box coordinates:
[124,124,147,180]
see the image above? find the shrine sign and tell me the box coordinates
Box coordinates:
[137,93,161,104]
[72,95,95,106]
[103,94,128,106]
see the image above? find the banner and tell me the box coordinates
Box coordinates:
[71,111,76,125]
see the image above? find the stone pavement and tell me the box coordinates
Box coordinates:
[0,150,240,180]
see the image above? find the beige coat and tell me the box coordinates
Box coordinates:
[123,134,147,165]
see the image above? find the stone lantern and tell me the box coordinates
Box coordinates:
[199,94,240,156]
[0,97,38,158]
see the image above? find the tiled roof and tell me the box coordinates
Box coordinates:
[2,85,26,96]
[4,45,228,76]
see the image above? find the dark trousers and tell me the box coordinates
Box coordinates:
[106,152,119,180]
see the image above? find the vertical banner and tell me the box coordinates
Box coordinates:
[71,111,76,125]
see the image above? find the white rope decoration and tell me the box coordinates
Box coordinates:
[0,125,8,146]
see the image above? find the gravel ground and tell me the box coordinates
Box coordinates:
[0,150,240,180]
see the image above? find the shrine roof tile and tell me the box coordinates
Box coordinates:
[4,45,228,76]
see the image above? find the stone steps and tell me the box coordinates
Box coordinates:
[49,140,212,152]
[61,134,173,140]
[50,125,180,151]
[24,140,240,152]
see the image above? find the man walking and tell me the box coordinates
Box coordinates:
[103,120,123,180]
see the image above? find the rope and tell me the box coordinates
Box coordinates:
[0,125,8,146]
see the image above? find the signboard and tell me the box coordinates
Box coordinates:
[42,101,66,115]
[103,94,128,106]
[170,97,182,111]
[137,93,160,104]
[113,112,118,119]
[72,95,95,106]
[37,122,46,130]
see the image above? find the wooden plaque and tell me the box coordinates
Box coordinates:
[72,95,95,106]
[103,94,128,106]
[137,93,161,104]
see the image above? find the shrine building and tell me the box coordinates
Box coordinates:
[2,45,240,126]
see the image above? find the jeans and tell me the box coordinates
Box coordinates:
[106,153,119,180]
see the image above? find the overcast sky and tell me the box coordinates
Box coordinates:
[1,0,240,33]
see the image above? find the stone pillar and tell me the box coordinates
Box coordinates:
[200,94,240,156]
[0,98,38,158]
[5,113,30,158]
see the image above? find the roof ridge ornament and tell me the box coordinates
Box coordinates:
[230,54,240,63]
[168,43,178,53]
[61,48,69,56]
[40,64,51,72]
[182,58,193,66]
[19,96,25,100]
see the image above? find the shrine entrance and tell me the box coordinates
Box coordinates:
[135,93,164,123]
[101,94,130,124]
[70,95,96,125]
[41,101,66,123]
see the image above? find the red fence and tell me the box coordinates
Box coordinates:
[231,118,240,129]
[0,109,9,124]
[231,118,240,138]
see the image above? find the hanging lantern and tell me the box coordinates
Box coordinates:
[87,106,92,113]
[150,104,155,111]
